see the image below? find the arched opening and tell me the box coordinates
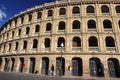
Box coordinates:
[26,27,30,35]
[87,6,94,13]
[108,58,120,77]
[28,14,32,22]
[37,12,42,19]
[18,29,21,36]
[29,58,35,73]
[72,37,81,47]
[12,31,14,38]
[48,10,53,17]
[9,43,11,51]
[41,57,49,75]
[46,23,52,32]
[89,58,104,77]
[19,58,24,72]
[88,20,96,32]
[11,58,15,71]
[35,25,40,33]
[23,41,27,49]
[4,58,10,71]
[0,58,2,69]
[58,21,65,31]
[103,20,112,32]
[116,6,120,13]
[33,39,38,48]
[72,57,83,76]
[118,21,120,29]
[72,6,80,14]
[57,37,65,47]
[59,8,66,15]
[105,37,115,47]
[101,5,109,13]
[21,16,24,24]
[56,57,65,76]
[45,38,50,48]
[89,36,98,47]
[15,42,19,50]
[72,20,80,32]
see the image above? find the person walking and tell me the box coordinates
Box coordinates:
[51,64,54,76]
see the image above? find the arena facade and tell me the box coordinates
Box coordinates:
[0,0,120,78]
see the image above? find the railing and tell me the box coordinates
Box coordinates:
[11,50,16,54]
[56,47,65,52]
[24,34,28,37]
[34,33,39,36]
[72,29,80,33]
[88,28,96,32]
[72,14,80,17]
[72,47,81,52]
[58,30,65,34]
[45,31,51,35]
[87,13,95,17]
[89,47,99,52]
[102,13,110,16]
[104,28,113,33]
[31,48,37,53]
[106,47,116,52]
[42,48,50,52]
[21,49,26,53]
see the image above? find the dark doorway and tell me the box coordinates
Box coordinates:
[29,58,35,73]
[41,57,49,75]
[4,58,10,71]
[11,58,15,71]
[56,57,65,76]
[108,58,120,78]
[19,58,24,72]
[72,57,83,76]
[89,58,104,77]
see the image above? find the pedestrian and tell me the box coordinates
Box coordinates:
[68,65,72,77]
[51,64,54,76]
[70,66,73,76]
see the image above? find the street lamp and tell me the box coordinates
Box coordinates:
[60,42,64,76]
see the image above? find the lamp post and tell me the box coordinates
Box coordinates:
[60,43,64,76]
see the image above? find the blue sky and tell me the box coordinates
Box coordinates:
[0,0,54,27]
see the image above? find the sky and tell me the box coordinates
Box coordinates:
[0,0,54,27]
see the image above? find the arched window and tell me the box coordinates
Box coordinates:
[21,16,24,24]
[45,38,50,48]
[88,20,96,28]
[37,12,42,19]
[72,20,80,29]
[89,37,98,47]
[46,23,52,32]
[18,29,21,36]
[35,25,40,33]
[116,6,120,13]
[87,6,94,13]
[58,21,65,30]
[59,8,66,15]
[72,6,80,14]
[105,37,115,47]
[103,20,112,28]
[57,37,65,47]
[12,31,14,38]
[101,5,109,13]
[48,10,53,17]
[119,21,120,28]
[9,43,11,51]
[33,39,38,48]
[23,41,27,49]
[28,14,32,22]
[26,27,30,35]
[72,37,81,47]
[15,42,19,50]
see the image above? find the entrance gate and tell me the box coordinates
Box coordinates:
[11,58,15,71]
[4,58,9,71]
[19,58,24,72]
[72,58,82,76]
[41,57,49,75]
[29,58,35,73]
